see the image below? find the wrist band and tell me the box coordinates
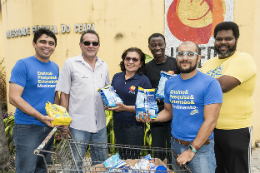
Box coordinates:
[188,144,197,153]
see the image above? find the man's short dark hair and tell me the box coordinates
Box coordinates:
[176,41,201,54]
[33,28,57,47]
[80,30,100,43]
[148,33,165,44]
[214,21,240,40]
[120,47,146,75]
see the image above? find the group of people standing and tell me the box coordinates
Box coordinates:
[9,21,256,173]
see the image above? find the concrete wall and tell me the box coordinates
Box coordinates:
[0,7,4,61]
[1,0,165,112]
[1,0,260,145]
[236,0,260,145]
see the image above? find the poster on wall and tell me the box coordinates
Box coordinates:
[165,0,234,67]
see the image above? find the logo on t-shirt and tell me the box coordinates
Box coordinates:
[129,86,136,94]
[190,109,198,115]
[82,74,88,78]
[206,65,223,78]
[168,71,175,74]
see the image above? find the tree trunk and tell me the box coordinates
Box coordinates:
[0,105,14,171]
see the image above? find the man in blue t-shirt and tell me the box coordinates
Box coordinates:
[9,28,59,173]
[138,41,222,173]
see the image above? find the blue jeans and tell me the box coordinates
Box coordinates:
[171,137,216,173]
[13,124,53,173]
[113,121,144,160]
[69,127,108,166]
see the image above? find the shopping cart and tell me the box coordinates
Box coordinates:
[34,127,191,173]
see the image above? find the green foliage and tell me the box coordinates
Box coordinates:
[105,110,152,153]
[143,123,152,146]
[3,114,15,156]
[145,54,153,64]
[0,58,7,112]
[2,170,15,173]
[105,110,115,144]
[105,110,117,154]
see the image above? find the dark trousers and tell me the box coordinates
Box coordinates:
[113,121,144,160]
[214,127,252,173]
[150,120,172,161]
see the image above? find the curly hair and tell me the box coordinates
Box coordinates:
[119,47,146,75]
[214,21,239,39]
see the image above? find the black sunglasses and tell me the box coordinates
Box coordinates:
[125,57,139,62]
[83,41,99,46]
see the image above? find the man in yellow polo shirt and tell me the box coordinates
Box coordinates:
[201,21,257,173]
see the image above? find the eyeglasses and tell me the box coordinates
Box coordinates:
[176,51,198,59]
[125,57,139,62]
[83,41,99,46]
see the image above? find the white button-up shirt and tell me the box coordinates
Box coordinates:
[55,54,110,133]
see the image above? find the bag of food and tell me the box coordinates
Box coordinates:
[135,87,146,119]
[103,153,126,172]
[135,87,158,119]
[156,71,176,101]
[98,85,123,107]
[133,154,155,170]
[45,102,72,126]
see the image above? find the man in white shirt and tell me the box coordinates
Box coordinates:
[55,30,110,166]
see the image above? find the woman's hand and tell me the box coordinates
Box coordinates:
[108,103,126,112]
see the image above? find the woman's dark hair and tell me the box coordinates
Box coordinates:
[119,47,146,75]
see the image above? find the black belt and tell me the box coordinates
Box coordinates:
[172,136,212,145]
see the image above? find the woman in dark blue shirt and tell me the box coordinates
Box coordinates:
[108,47,152,159]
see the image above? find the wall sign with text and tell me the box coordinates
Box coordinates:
[165,0,234,67]
[6,23,95,39]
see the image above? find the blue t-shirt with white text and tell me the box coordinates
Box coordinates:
[9,56,59,126]
[164,71,222,141]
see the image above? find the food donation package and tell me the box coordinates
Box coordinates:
[135,87,158,119]
[103,153,126,172]
[98,85,123,107]
[156,71,176,101]
[102,154,167,172]
[45,102,72,126]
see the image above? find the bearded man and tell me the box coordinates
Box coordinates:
[139,41,223,173]
[201,21,257,173]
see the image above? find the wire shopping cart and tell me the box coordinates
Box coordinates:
[34,127,191,173]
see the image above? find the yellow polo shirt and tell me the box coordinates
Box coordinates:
[201,51,257,129]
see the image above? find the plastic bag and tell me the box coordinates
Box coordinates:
[98,85,123,107]
[156,71,176,101]
[45,102,72,126]
[135,87,158,119]
[133,154,155,170]
[103,153,126,172]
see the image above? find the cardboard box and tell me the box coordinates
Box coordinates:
[88,158,173,173]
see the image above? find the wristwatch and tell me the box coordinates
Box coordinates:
[188,144,197,154]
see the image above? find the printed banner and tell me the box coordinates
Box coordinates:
[165,0,234,67]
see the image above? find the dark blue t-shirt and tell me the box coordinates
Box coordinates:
[164,71,223,141]
[9,56,59,126]
[111,72,152,125]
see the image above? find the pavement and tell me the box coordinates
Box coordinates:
[252,147,260,172]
